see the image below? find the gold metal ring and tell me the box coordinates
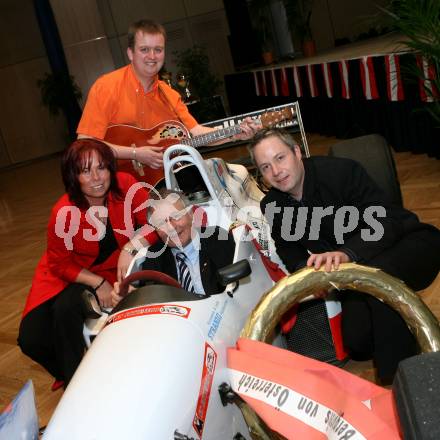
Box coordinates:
[236,263,440,439]
[241,263,440,353]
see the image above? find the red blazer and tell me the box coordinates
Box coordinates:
[23,172,152,317]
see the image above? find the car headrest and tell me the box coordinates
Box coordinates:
[217,259,252,287]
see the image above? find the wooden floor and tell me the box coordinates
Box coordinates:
[0,134,439,427]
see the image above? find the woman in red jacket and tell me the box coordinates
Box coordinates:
[18,138,151,386]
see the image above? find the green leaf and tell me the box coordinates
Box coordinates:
[37,72,82,116]
[382,0,440,124]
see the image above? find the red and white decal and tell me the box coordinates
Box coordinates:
[306,64,318,98]
[360,56,379,100]
[339,60,350,99]
[106,304,191,326]
[192,343,217,438]
[385,54,404,101]
[279,67,290,96]
[417,55,439,102]
[270,69,279,96]
[322,62,334,98]
[292,66,302,97]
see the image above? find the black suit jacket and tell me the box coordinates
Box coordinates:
[140,227,235,295]
[261,156,437,274]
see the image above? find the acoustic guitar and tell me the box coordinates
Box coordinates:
[104,106,295,186]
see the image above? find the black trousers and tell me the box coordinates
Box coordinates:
[18,283,89,385]
[341,227,440,379]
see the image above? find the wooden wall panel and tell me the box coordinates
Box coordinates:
[0,0,46,68]
[310,0,390,51]
[0,1,70,167]
[163,20,194,73]
[0,59,67,164]
[107,36,127,69]
[329,0,389,41]
[0,135,11,168]
[49,0,115,101]
[103,0,186,35]
[310,0,336,52]
[99,0,226,39]
[188,10,234,76]
[183,0,224,17]
[96,0,119,38]
[63,39,115,107]
[50,0,108,46]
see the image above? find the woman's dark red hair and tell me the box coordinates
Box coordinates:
[61,139,122,208]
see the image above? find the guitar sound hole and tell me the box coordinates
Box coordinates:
[170,128,181,138]
[160,126,181,139]
[157,126,183,139]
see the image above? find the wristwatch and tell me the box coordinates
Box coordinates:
[122,245,138,256]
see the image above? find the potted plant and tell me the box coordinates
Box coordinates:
[174,45,221,99]
[173,45,223,122]
[283,0,316,57]
[37,71,82,140]
[382,0,440,123]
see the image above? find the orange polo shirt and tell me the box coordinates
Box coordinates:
[77,64,198,139]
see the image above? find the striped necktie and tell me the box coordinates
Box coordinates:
[175,252,195,293]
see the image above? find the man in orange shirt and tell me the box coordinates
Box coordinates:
[77,19,258,178]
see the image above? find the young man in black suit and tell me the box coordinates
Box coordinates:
[248,127,440,381]
[112,189,235,306]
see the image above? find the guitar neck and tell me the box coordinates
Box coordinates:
[182,124,243,148]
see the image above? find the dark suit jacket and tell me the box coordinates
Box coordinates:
[140,226,235,295]
[261,156,439,279]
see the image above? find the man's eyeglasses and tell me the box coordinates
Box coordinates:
[149,206,192,230]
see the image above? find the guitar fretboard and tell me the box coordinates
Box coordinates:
[182,125,243,148]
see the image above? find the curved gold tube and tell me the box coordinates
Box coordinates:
[241,263,440,352]
[236,263,440,439]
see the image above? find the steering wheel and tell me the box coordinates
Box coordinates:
[237,263,440,439]
[118,270,181,298]
[241,263,440,353]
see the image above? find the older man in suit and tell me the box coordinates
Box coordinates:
[112,188,235,305]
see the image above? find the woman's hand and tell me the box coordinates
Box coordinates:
[111,282,123,308]
[117,248,134,283]
[111,281,135,308]
[307,251,351,272]
[95,280,113,308]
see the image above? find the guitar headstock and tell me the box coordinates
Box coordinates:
[259,107,296,128]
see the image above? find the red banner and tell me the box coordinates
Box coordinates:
[228,338,401,439]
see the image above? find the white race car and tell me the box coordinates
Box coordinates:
[42,145,439,440]
[41,144,346,439]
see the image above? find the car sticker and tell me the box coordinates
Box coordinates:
[192,343,217,438]
[106,304,191,326]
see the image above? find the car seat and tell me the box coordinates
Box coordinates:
[328,134,403,207]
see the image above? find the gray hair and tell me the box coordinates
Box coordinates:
[147,188,191,222]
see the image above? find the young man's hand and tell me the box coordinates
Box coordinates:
[307,251,351,272]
